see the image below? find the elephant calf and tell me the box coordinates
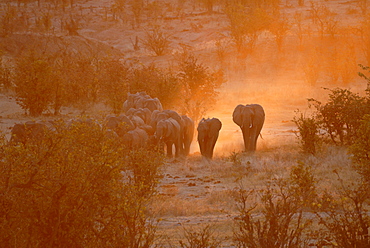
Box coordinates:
[197,118,222,160]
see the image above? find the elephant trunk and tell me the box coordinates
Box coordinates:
[241,127,253,152]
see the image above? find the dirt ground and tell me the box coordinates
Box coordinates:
[1,0,369,245]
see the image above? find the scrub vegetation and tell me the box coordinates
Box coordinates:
[1,0,370,247]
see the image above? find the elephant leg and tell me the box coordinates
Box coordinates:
[205,139,213,159]
[251,125,263,151]
[178,139,184,157]
[184,139,190,156]
[166,142,173,158]
[199,140,206,157]
[241,128,252,152]
[208,139,216,159]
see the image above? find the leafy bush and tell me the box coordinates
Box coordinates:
[0,121,164,247]
[293,111,320,154]
[13,51,56,116]
[349,114,370,183]
[99,57,130,114]
[224,4,272,54]
[177,51,225,122]
[129,63,181,110]
[308,87,369,145]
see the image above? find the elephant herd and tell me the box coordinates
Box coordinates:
[9,92,265,160]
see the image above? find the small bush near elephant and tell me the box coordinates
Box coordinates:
[293,111,320,154]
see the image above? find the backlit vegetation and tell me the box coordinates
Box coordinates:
[1,0,370,246]
[0,121,164,247]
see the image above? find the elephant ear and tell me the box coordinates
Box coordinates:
[233,105,245,126]
[197,119,209,140]
[212,118,222,131]
[251,104,265,126]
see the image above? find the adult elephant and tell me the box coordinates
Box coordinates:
[154,118,181,158]
[232,104,265,152]
[151,109,184,154]
[182,115,195,156]
[197,118,222,160]
[122,127,149,149]
[10,121,51,145]
[105,115,134,137]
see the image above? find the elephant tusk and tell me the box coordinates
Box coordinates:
[249,124,253,128]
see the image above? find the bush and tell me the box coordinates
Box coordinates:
[349,114,370,183]
[313,173,370,247]
[13,51,55,116]
[0,54,12,92]
[177,51,225,122]
[98,57,130,115]
[224,4,272,54]
[293,111,320,154]
[141,26,172,56]
[0,121,164,247]
[233,163,315,248]
[62,51,100,112]
[178,224,225,248]
[308,87,369,145]
[129,63,181,110]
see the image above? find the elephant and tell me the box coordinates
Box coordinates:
[126,108,152,125]
[122,127,149,149]
[151,109,185,154]
[10,121,52,145]
[123,92,149,112]
[232,104,265,152]
[143,98,163,112]
[181,115,195,156]
[123,92,163,113]
[104,115,135,138]
[154,117,181,158]
[197,118,222,160]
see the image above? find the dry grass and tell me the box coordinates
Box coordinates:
[152,140,361,246]
[153,139,357,217]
